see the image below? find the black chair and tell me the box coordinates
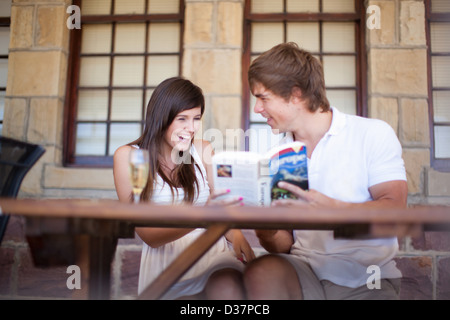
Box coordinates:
[0,136,45,244]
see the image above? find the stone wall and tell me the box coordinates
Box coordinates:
[366,0,450,300]
[0,0,449,300]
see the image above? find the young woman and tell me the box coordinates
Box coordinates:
[113,77,254,299]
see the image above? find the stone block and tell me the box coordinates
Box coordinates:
[395,256,433,300]
[43,165,115,190]
[184,2,213,45]
[437,256,450,300]
[36,5,69,49]
[0,247,15,295]
[427,168,450,197]
[211,97,242,132]
[399,98,430,146]
[400,1,426,46]
[368,96,398,134]
[366,0,396,46]
[17,247,73,298]
[9,5,33,49]
[369,49,428,96]
[211,96,242,150]
[402,148,430,195]
[217,2,243,47]
[1,215,26,244]
[27,98,61,145]
[1,98,28,140]
[411,231,450,251]
[7,51,66,97]
[117,249,140,298]
[183,49,242,95]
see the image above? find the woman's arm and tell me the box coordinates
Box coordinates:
[113,145,193,248]
[113,145,133,203]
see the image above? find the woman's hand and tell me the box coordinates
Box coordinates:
[226,230,256,263]
[206,189,244,206]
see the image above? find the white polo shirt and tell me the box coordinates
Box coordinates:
[280,107,406,288]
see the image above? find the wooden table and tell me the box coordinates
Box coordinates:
[1,197,449,300]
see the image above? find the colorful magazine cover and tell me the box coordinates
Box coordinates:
[269,143,308,200]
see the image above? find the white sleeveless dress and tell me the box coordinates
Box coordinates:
[137,144,244,299]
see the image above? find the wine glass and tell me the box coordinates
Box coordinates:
[129,148,149,203]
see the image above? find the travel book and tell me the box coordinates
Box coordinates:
[212,141,308,206]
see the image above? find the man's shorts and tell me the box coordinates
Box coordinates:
[279,253,401,300]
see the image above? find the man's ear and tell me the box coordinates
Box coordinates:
[290,86,303,103]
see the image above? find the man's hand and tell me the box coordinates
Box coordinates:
[272,181,340,208]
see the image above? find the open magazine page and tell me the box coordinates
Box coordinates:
[212,152,263,206]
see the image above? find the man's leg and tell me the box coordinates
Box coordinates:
[243,255,303,300]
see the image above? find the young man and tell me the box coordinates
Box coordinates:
[243,42,408,300]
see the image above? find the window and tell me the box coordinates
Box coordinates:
[0,1,11,135]
[426,0,450,171]
[242,0,365,153]
[65,0,183,167]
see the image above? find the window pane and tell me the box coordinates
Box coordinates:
[251,0,283,13]
[287,22,319,53]
[251,23,283,53]
[148,23,180,53]
[0,28,10,55]
[323,22,355,53]
[115,0,145,14]
[148,0,180,14]
[433,90,450,123]
[248,124,283,154]
[327,90,356,115]
[322,0,355,13]
[146,55,179,86]
[109,123,142,156]
[287,0,319,13]
[111,90,143,120]
[79,57,110,86]
[115,23,146,53]
[0,59,7,88]
[432,56,450,87]
[323,56,356,87]
[82,0,111,15]
[78,90,108,120]
[76,123,106,156]
[113,56,145,86]
[435,126,450,158]
[432,0,450,13]
[431,23,450,53]
[81,24,112,54]
[0,0,11,16]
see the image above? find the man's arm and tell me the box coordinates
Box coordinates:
[273,180,407,209]
[256,180,407,252]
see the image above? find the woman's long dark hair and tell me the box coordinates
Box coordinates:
[129,77,205,203]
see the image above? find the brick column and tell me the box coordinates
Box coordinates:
[366,0,429,198]
[183,0,244,152]
[4,0,71,196]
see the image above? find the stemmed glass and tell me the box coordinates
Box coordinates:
[129,148,149,203]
